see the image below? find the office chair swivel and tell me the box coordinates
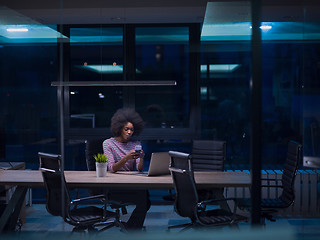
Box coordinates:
[39,152,127,234]
[168,151,247,232]
[236,140,302,224]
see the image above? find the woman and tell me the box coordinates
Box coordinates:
[103,108,150,230]
[103,108,145,173]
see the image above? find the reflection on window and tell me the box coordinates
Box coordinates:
[200,42,251,167]
[0,43,58,161]
[69,27,123,128]
[135,27,190,128]
[70,27,123,82]
[69,87,123,128]
[201,22,320,41]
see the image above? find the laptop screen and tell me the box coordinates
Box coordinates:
[147,152,171,176]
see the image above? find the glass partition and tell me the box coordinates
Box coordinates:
[135,26,190,129]
[301,12,320,165]
[200,1,251,168]
[1,1,320,175]
[0,22,58,167]
[68,27,124,128]
[260,2,320,169]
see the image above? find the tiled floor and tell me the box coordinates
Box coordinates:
[7,203,320,240]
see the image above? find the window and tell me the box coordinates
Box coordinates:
[64,25,197,141]
[200,42,251,167]
[135,27,190,129]
[0,32,58,166]
[68,27,124,128]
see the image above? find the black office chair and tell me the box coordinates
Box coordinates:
[39,152,126,234]
[85,138,106,172]
[237,140,302,224]
[168,151,247,232]
[85,139,128,215]
[85,138,106,195]
[163,140,226,202]
[192,140,225,171]
[192,140,226,201]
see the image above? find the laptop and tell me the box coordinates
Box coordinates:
[136,152,171,176]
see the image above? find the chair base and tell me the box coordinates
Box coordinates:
[167,221,242,232]
[95,219,127,233]
[168,222,195,232]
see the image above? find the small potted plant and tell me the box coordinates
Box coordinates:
[94,153,108,177]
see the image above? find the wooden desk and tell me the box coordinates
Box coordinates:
[0,162,25,197]
[0,162,26,200]
[0,162,26,229]
[0,170,251,189]
[0,170,250,232]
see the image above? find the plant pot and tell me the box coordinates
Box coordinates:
[96,162,107,177]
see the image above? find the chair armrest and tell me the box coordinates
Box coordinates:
[197,197,241,220]
[71,194,106,204]
[70,194,107,210]
[69,194,108,216]
[199,197,237,206]
[197,197,239,213]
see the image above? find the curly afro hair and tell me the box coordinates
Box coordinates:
[110,108,145,137]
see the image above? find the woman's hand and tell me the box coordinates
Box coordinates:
[138,150,145,159]
[126,150,140,161]
[111,150,140,172]
[137,150,145,172]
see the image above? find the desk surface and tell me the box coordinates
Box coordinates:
[0,170,250,189]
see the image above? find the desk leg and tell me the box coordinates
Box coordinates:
[0,186,27,232]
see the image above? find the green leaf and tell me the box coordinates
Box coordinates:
[93,153,108,163]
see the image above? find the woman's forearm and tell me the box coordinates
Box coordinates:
[111,156,128,172]
[137,158,144,171]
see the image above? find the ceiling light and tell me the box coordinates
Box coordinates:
[82,64,123,74]
[201,64,240,73]
[209,64,240,72]
[1,24,69,43]
[6,28,28,32]
[249,25,272,30]
[260,25,272,30]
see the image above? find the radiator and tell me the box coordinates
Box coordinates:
[224,169,320,218]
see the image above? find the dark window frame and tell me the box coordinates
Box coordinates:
[57,23,201,141]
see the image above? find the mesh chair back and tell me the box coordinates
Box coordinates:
[279,141,302,205]
[169,151,198,220]
[39,152,69,218]
[192,140,225,171]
